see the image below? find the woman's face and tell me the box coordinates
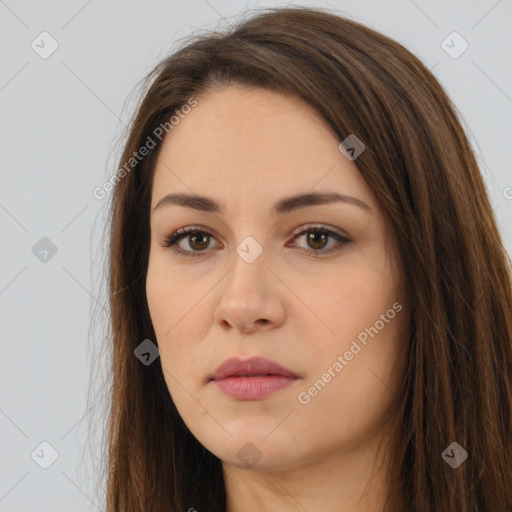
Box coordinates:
[146,85,409,472]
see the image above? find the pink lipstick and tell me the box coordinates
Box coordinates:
[210,356,299,400]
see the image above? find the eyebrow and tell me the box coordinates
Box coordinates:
[152,191,372,215]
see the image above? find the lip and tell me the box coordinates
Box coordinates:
[211,356,298,380]
[210,356,300,400]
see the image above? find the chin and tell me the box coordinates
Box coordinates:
[207,435,301,472]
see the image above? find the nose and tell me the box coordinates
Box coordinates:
[213,250,287,334]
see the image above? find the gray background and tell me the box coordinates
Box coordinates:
[1,0,511,510]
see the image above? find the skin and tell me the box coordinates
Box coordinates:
[146,85,409,511]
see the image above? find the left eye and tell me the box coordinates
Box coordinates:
[161,224,351,258]
[290,226,350,256]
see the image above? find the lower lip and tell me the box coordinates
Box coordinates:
[212,375,298,400]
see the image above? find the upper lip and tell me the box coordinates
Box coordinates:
[211,356,299,380]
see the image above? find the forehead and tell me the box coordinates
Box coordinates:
[151,86,375,212]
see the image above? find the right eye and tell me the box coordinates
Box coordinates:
[161,226,221,258]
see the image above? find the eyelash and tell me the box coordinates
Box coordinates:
[160,224,351,259]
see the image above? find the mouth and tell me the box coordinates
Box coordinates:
[212,374,299,400]
[210,356,300,400]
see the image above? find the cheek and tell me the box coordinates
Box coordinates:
[290,253,399,350]
[146,264,172,338]
[293,252,406,403]
[293,300,407,451]
[146,259,211,386]
[146,261,184,371]
[146,254,198,338]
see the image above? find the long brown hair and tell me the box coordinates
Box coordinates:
[92,6,512,511]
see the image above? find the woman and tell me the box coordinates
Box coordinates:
[100,6,512,511]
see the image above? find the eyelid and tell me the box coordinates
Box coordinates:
[290,222,349,239]
[160,223,352,258]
